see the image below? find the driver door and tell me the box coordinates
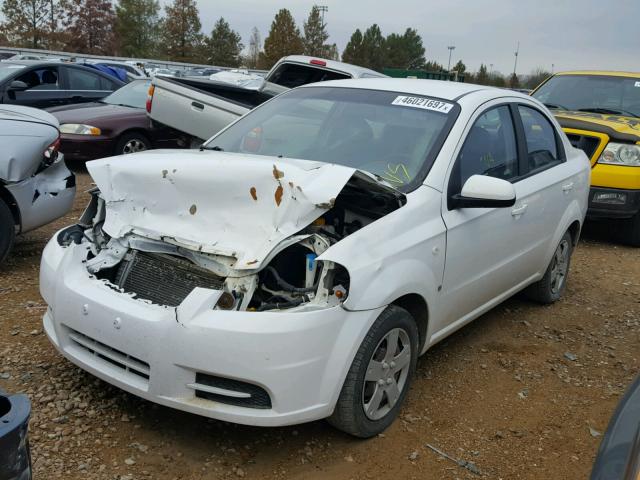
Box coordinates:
[436,103,541,335]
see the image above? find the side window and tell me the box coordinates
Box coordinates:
[16,67,59,90]
[67,68,103,90]
[518,105,562,172]
[450,105,519,194]
[99,76,119,91]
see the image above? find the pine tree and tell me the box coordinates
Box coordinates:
[341,29,365,66]
[205,17,243,67]
[302,5,328,57]
[361,24,386,71]
[453,60,466,74]
[65,0,116,55]
[259,8,303,70]
[1,0,51,48]
[163,0,202,62]
[509,72,520,88]
[385,28,425,70]
[115,0,160,58]
[475,64,489,85]
[244,26,261,69]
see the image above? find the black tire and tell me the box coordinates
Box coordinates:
[624,212,640,247]
[525,231,573,304]
[0,199,16,265]
[114,132,151,155]
[328,305,419,438]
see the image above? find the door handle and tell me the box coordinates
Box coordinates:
[191,101,204,111]
[511,204,528,216]
[562,182,574,193]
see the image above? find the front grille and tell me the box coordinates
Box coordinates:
[66,327,150,381]
[114,251,224,307]
[193,373,272,409]
[566,133,602,161]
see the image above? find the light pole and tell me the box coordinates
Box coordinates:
[315,5,328,28]
[551,63,555,74]
[512,41,520,77]
[447,45,455,71]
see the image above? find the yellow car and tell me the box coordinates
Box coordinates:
[532,71,640,245]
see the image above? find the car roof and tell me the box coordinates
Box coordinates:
[298,77,512,102]
[555,70,640,78]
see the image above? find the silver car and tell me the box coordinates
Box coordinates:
[0,105,75,264]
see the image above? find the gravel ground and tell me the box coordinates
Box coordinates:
[1,172,638,480]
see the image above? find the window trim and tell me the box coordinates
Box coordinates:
[512,102,566,179]
[446,102,521,209]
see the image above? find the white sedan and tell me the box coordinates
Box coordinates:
[40,79,589,437]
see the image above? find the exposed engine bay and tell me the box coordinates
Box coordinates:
[58,172,405,312]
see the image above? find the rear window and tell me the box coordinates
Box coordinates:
[268,62,350,89]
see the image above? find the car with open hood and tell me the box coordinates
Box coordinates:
[1,105,75,264]
[531,71,640,245]
[40,79,589,437]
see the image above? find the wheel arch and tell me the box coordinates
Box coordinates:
[567,219,581,246]
[390,293,429,353]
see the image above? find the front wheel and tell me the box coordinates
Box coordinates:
[525,231,573,304]
[624,211,640,247]
[328,306,418,438]
[115,132,151,155]
[0,200,15,265]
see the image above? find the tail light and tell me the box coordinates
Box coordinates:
[310,59,327,66]
[43,137,61,166]
[146,84,155,113]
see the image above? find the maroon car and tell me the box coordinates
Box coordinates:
[47,79,184,162]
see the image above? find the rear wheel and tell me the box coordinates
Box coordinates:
[328,306,418,438]
[115,132,151,155]
[525,231,573,304]
[0,200,16,265]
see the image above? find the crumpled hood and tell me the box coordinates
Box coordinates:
[87,150,359,269]
[1,105,60,182]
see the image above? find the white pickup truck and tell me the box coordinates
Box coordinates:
[146,55,385,142]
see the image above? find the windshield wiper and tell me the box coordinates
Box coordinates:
[578,107,639,118]
[543,102,568,110]
[202,145,224,152]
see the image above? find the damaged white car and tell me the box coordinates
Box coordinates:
[1,105,75,264]
[40,79,589,437]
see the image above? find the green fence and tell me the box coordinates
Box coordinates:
[383,68,465,82]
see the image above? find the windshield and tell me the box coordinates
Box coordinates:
[0,63,26,82]
[205,86,457,190]
[101,79,150,108]
[533,74,640,117]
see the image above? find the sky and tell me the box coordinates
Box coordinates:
[163,0,639,75]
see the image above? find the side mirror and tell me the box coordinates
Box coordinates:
[8,80,28,91]
[450,175,516,209]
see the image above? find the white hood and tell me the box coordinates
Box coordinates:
[87,150,358,270]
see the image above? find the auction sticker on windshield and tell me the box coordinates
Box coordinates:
[392,95,453,113]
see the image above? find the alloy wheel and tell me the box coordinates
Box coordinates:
[549,238,570,294]
[122,139,147,154]
[362,327,411,420]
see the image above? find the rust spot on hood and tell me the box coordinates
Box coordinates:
[246,259,258,265]
[272,165,284,179]
[250,187,258,201]
[189,204,197,215]
[274,185,283,206]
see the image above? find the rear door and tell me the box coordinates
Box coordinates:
[61,66,117,105]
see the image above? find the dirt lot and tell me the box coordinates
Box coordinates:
[1,172,638,480]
